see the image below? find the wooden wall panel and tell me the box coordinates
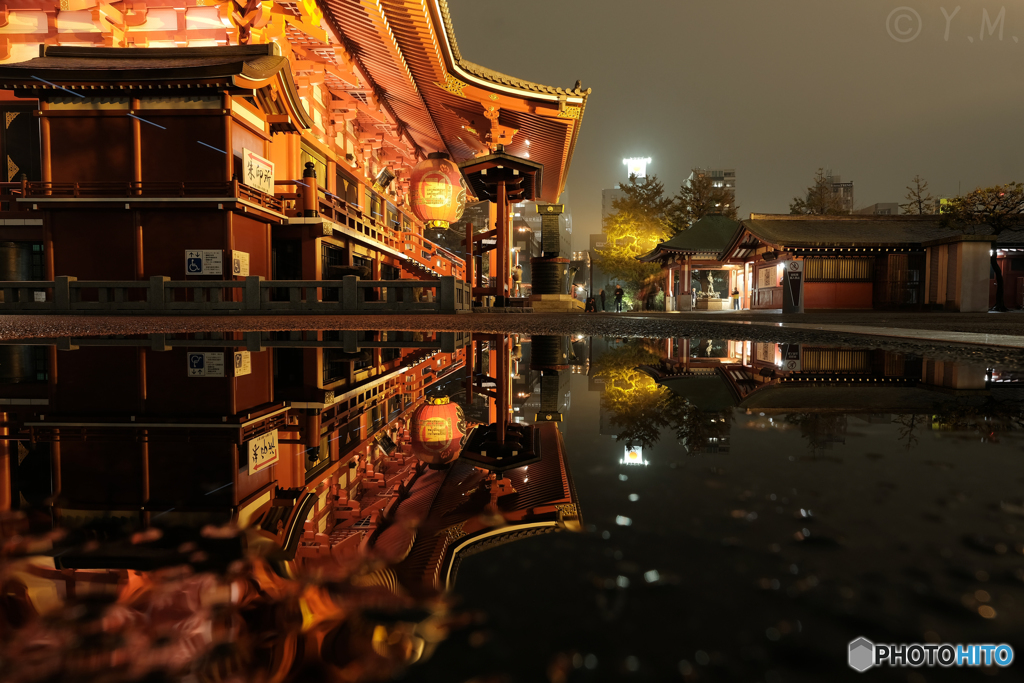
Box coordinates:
[805,282,873,309]
[60,441,144,507]
[51,211,135,279]
[49,117,133,183]
[230,213,270,279]
[54,348,140,415]
[141,116,225,183]
[141,210,225,279]
[147,441,235,509]
[144,349,231,417]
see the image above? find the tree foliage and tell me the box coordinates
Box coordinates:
[789,168,847,215]
[900,175,936,215]
[593,341,729,453]
[941,182,1024,311]
[668,168,738,236]
[593,174,670,289]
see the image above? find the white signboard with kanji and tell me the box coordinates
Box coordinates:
[186,250,223,276]
[242,148,275,194]
[231,250,250,277]
[233,350,251,377]
[247,429,279,475]
[187,352,225,377]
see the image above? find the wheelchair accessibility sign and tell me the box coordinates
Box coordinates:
[185,250,223,275]
[187,352,225,377]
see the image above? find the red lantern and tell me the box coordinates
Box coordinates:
[409,152,467,229]
[409,397,467,468]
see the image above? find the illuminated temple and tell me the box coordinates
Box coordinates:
[0,3,587,677]
[0,0,588,306]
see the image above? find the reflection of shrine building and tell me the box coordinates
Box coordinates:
[0,333,468,536]
[0,330,582,678]
[638,337,1015,454]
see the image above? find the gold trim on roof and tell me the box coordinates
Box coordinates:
[557,106,581,120]
[436,73,467,98]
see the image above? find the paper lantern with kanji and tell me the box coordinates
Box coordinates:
[409,397,467,469]
[409,152,467,229]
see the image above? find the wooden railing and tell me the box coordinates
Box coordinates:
[0,275,472,315]
[13,178,465,281]
[23,180,285,213]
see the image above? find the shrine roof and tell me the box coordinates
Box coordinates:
[0,44,289,83]
[637,215,742,262]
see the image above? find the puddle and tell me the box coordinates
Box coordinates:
[0,332,1021,682]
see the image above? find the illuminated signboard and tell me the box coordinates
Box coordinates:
[622,157,652,178]
[620,445,647,466]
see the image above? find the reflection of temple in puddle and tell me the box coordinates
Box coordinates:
[631,338,1021,455]
[0,332,581,677]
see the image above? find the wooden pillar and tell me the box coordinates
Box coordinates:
[465,221,474,292]
[223,91,233,181]
[135,213,144,281]
[496,337,508,444]
[50,430,61,519]
[665,266,673,311]
[465,335,474,404]
[140,430,150,528]
[0,412,9,512]
[131,97,142,188]
[496,180,508,301]
[39,101,51,183]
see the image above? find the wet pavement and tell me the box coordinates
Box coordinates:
[3,312,1024,369]
[0,330,1022,682]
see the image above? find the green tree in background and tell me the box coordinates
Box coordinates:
[789,168,847,215]
[593,174,670,293]
[668,168,738,236]
[941,182,1024,312]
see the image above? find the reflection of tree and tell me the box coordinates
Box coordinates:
[663,394,729,454]
[893,414,925,452]
[785,413,847,455]
[930,399,1024,443]
[594,342,669,449]
[593,341,729,453]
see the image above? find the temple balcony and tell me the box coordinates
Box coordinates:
[8,179,465,282]
[17,179,286,219]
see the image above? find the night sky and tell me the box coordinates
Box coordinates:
[448,0,1024,246]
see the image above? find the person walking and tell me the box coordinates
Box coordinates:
[614,285,624,312]
[731,288,741,310]
[599,288,606,312]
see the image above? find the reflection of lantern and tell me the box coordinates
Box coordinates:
[409,152,467,229]
[409,397,467,468]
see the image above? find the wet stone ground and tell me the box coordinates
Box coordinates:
[0,332,1022,682]
[2,312,1024,370]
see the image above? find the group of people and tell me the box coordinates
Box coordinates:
[591,284,743,312]
[593,286,626,312]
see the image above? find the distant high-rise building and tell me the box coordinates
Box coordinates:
[688,168,736,208]
[602,187,624,220]
[827,172,855,214]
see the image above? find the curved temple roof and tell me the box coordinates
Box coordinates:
[319,0,589,202]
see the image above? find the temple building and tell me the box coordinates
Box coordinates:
[641,214,1024,312]
[0,0,589,306]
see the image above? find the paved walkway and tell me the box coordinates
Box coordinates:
[610,310,1024,348]
[2,310,1024,349]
